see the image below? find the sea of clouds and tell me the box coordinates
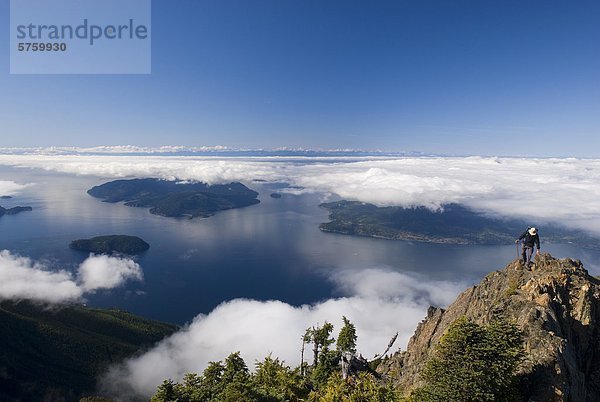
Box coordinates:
[2,152,600,398]
[0,180,32,197]
[1,153,600,232]
[0,250,143,303]
[101,268,466,399]
[0,238,465,399]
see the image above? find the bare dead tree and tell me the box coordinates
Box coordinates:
[372,332,398,361]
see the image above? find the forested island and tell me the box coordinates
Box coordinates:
[87,178,260,218]
[0,205,32,216]
[70,235,150,255]
[320,200,600,248]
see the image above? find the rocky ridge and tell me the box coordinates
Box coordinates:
[379,254,600,401]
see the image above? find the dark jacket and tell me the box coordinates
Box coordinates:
[518,229,540,249]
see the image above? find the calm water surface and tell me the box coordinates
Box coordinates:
[1,166,599,324]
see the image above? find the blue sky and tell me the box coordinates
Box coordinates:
[1,0,599,156]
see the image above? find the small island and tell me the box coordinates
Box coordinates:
[87,178,260,218]
[0,205,32,217]
[320,200,600,248]
[70,235,150,255]
[270,193,282,199]
[0,195,13,199]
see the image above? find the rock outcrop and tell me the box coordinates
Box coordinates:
[379,254,600,401]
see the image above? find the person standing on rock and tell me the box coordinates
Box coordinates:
[516,227,540,266]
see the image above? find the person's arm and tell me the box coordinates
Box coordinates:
[516,230,527,243]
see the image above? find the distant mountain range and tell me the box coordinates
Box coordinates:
[0,146,431,157]
[320,201,600,248]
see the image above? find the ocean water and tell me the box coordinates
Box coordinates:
[1,165,599,324]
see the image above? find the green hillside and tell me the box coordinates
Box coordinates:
[320,201,600,248]
[0,301,176,401]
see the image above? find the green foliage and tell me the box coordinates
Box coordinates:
[311,349,341,389]
[253,355,310,401]
[337,316,358,354]
[411,317,524,402]
[310,372,401,402]
[151,317,399,402]
[305,321,335,366]
[199,361,225,399]
[368,357,383,372]
[151,353,309,402]
[151,353,400,402]
[152,380,178,402]
[303,321,341,388]
[504,277,519,297]
[223,352,250,382]
[221,352,255,401]
[0,301,176,401]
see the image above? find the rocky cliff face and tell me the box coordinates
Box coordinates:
[379,254,600,401]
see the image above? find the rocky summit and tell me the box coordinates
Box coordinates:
[379,254,600,401]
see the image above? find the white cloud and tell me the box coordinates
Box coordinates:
[79,254,143,292]
[0,251,143,303]
[0,180,31,196]
[4,153,597,398]
[102,268,466,399]
[1,154,600,232]
[0,250,82,303]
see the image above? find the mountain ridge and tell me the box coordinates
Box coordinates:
[378,254,600,401]
[0,301,176,401]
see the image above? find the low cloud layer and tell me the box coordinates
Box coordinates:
[0,180,31,197]
[102,268,466,399]
[1,154,600,232]
[0,145,231,155]
[3,153,594,398]
[0,250,143,303]
[78,255,143,292]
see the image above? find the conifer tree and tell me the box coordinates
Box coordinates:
[412,316,524,402]
[337,316,358,354]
